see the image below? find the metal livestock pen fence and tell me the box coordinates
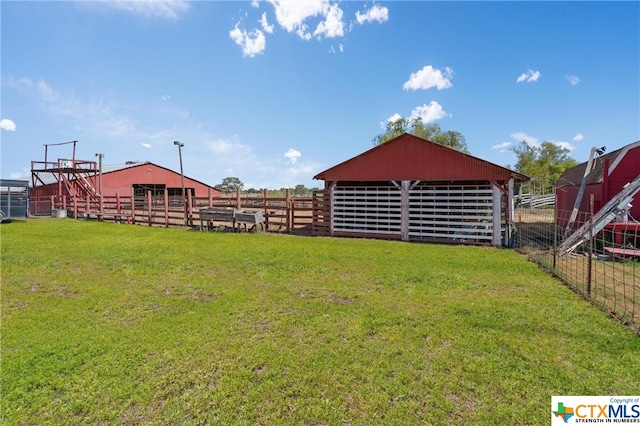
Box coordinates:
[516,203,640,335]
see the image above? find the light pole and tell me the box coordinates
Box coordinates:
[173,141,186,225]
[95,153,105,214]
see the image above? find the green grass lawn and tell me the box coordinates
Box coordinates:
[2,219,639,425]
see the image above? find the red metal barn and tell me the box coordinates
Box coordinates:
[30,161,220,200]
[312,133,529,246]
[555,140,640,226]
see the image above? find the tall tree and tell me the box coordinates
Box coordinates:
[512,141,578,195]
[219,176,244,194]
[373,117,469,153]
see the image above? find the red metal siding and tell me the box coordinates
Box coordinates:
[608,147,640,220]
[314,133,524,183]
[100,164,216,197]
[556,144,640,223]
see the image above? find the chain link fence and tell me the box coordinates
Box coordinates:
[515,205,639,335]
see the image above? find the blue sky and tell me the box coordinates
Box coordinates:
[2,1,638,190]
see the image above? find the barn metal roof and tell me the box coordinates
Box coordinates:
[314,133,529,183]
[556,140,640,187]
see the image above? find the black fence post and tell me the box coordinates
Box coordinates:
[587,194,594,299]
[553,200,557,269]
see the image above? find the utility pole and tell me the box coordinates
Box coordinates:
[95,153,105,214]
[173,141,186,225]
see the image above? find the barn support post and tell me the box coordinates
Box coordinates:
[236,187,241,210]
[506,178,515,246]
[329,182,336,236]
[208,187,213,206]
[400,180,410,241]
[116,193,121,215]
[492,185,502,246]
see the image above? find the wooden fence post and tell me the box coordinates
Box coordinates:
[187,191,193,227]
[263,189,269,231]
[164,188,169,227]
[147,190,152,226]
[286,188,291,232]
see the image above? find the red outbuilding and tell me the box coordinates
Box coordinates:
[312,133,529,246]
[30,161,220,201]
[555,140,640,225]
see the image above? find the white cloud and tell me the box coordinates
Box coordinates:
[6,75,184,146]
[295,25,313,41]
[380,113,403,129]
[492,142,511,150]
[313,3,344,39]
[37,79,58,102]
[141,143,152,148]
[573,133,584,142]
[229,23,266,57]
[516,69,542,83]
[355,4,389,24]
[510,132,539,146]
[268,0,327,36]
[409,102,448,123]
[284,148,302,164]
[553,141,575,151]
[10,168,30,180]
[566,75,580,86]
[0,119,16,131]
[509,133,575,151]
[207,138,252,155]
[162,95,171,101]
[251,0,260,8]
[260,12,275,34]
[106,0,190,20]
[329,43,345,54]
[403,66,453,91]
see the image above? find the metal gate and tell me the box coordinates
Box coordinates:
[1,180,29,218]
[408,183,494,243]
[332,185,402,238]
